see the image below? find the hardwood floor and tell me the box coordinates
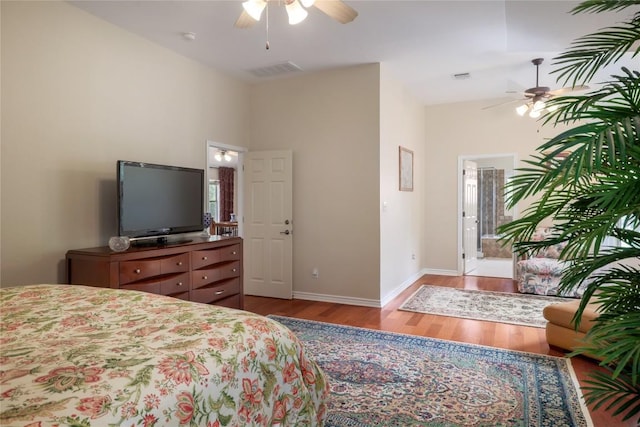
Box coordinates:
[244,274,636,427]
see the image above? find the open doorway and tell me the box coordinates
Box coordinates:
[458,154,517,279]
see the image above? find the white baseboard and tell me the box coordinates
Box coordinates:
[423,268,460,276]
[379,268,428,307]
[293,291,382,308]
[293,268,431,309]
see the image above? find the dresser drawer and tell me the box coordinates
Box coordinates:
[160,272,190,296]
[191,244,241,270]
[160,253,190,274]
[190,278,240,304]
[119,259,161,285]
[191,261,240,289]
[120,253,190,285]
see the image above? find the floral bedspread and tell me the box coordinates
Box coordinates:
[0,285,328,426]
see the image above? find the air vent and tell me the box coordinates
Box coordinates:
[247,61,303,78]
[452,72,471,80]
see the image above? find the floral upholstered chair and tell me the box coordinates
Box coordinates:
[514,227,582,297]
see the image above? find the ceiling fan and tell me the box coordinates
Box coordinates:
[514,58,589,118]
[235,0,358,29]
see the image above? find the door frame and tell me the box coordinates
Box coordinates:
[457,153,518,275]
[205,140,248,236]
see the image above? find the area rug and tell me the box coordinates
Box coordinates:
[399,285,565,328]
[270,315,592,427]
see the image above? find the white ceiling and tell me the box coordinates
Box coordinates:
[69,0,637,107]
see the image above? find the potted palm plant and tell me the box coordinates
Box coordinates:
[498,0,640,422]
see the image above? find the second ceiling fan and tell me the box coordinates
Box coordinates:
[515,58,589,117]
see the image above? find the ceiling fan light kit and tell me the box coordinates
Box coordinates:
[515,104,529,116]
[285,0,308,25]
[236,0,357,29]
[214,150,232,162]
[242,0,267,21]
[242,0,313,26]
[236,0,357,49]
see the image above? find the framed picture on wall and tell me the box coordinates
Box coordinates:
[399,146,413,191]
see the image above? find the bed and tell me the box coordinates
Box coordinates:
[0,285,328,426]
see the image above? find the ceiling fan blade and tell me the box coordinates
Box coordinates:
[548,85,590,96]
[482,98,525,110]
[313,0,358,24]
[235,10,257,29]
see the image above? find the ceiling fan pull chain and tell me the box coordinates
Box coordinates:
[265,1,270,50]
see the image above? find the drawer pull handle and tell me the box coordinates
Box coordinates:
[177,261,183,266]
[215,290,225,295]
[232,268,237,272]
[177,282,183,287]
[202,256,208,260]
[232,251,237,255]
[202,275,208,280]
[134,268,141,274]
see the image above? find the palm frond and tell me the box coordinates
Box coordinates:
[581,369,640,420]
[544,68,640,126]
[505,2,640,422]
[552,25,640,87]
[571,0,640,14]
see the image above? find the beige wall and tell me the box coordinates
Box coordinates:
[249,64,382,303]
[424,99,567,273]
[1,1,568,298]
[379,65,426,302]
[1,1,250,285]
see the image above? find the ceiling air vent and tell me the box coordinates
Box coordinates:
[452,72,471,80]
[247,61,303,78]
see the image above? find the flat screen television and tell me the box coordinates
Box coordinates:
[117,160,204,242]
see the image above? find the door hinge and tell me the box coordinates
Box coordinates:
[462,253,466,259]
[462,211,466,217]
[463,169,466,176]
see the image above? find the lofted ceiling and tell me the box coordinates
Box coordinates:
[69,1,637,108]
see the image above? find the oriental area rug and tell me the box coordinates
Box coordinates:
[270,316,592,427]
[399,285,564,328]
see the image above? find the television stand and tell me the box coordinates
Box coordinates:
[66,237,243,309]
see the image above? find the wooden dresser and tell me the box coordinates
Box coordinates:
[66,237,243,309]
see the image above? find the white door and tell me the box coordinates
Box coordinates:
[243,150,293,299]
[463,160,479,274]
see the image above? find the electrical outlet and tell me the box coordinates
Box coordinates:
[311,268,319,279]
[411,253,416,260]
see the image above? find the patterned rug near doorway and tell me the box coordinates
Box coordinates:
[270,315,592,427]
[399,285,565,328]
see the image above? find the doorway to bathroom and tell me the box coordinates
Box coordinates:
[459,154,517,279]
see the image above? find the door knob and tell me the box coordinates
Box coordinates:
[280,230,290,235]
